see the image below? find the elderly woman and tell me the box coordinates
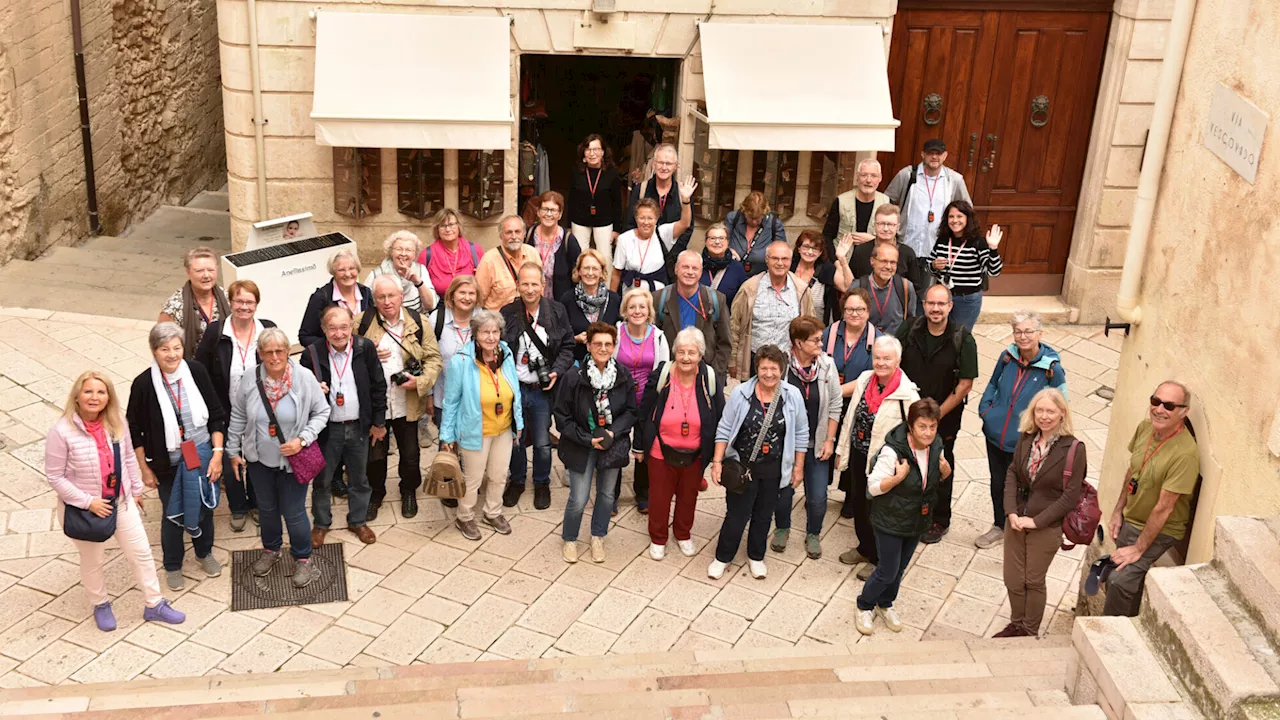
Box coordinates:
[617,287,671,513]
[561,249,621,364]
[568,134,623,271]
[700,222,746,308]
[159,247,229,359]
[46,371,185,632]
[856,399,951,636]
[299,249,374,350]
[127,322,227,591]
[418,208,481,299]
[194,279,276,530]
[611,177,696,293]
[555,322,637,563]
[823,289,881,521]
[771,316,843,560]
[441,309,523,541]
[365,230,437,314]
[638,327,724,559]
[427,275,480,431]
[930,200,1003,331]
[832,335,921,580]
[725,192,787,278]
[791,229,853,324]
[996,388,1085,638]
[708,345,808,580]
[227,327,330,589]
[975,311,1068,549]
[525,190,582,301]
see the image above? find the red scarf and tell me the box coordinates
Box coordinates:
[863,368,902,414]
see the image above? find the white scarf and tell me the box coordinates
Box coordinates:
[587,359,618,426]
[150,360,209,452]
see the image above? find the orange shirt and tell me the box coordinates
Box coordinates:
[476,246,542,311]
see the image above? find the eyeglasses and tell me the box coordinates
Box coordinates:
[857,172,880,179]
[439,221,459,229]
[1012,329,1039,337]
[874,221,899,228]
[653,161,676,168]
[231,300,258,308]
[766,256,789,263]
[1149,396,1188,411]
[844,307,868,316]
[585,148,603,154]
[800,245,821,253]
[539,207,560,215]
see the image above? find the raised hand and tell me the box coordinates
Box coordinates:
[678,176,699,204]
[986,224,1003,250]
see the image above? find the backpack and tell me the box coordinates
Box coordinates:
[358,308,425,345]
[1060,439,1101,550]
[421,239,480,269]
[995,349,1058,385]
[824,321,878,358]
[655,286,720,327]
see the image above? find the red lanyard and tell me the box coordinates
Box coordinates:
[623,329,647,374]
[501,250,521,282]
[671,378,694,425]
[923,173,940,209]
[771,282,792,306]
[329,345,351,384]
[657,190,669,215]
[678,290,707,322]
[453,324,471,345]
[944,240,965,272]
[870,281,891,320]
[196,298,214,325]
[537,229,559,266]
[164,379,187,439]
[586,168,601,200]
[637,235,655,270]
[387,326,403,343]
[1028,439,1053,478]
[1137,426,1183,477]
[481,363,503,400]
[231,324,254,367]
[1007,367,1032,409]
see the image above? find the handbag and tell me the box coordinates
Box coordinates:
[720,389,781,494]
[63,441,121,543]
[425,447,466,499]
[1059,439,1101,550]
[256,367,326,485]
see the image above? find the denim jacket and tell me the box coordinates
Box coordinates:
[716,378,810,488]
[440,340,525,452]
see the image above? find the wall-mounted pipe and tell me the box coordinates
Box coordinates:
[69,0,102,235]
[247,0,269,218]
[1115,0,1197,324]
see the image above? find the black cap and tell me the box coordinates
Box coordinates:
[922,138,946,153]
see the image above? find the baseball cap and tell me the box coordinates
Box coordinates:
[922,139,946,153]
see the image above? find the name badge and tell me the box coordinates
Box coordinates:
[681,421,690,437]
[633,278,642,288]
[927,211,936,223]
[589,205,597,216]
[521,352,530,365]
[494,402,504,415]
[268,425,277,437]
[921,503,930,516]
[761,443,771,455]
[335,392,345,407]
[598,414,608,427]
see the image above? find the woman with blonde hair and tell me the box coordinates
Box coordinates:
[419,208,481,299]
[46,371,185,631]
[700,221,746,307]
[365,230,436,313]
[996,387,1086,638]
[562,248,621,363]
[725,192,787,278]
[159,246,229,359]
[615,286,670,513]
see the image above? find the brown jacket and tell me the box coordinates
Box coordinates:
[355,309,443,423]
[1004,432,1087,529]
[728,272,816,378]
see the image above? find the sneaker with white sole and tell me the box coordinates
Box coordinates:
[677,539,696,557]
[856,609,874,635]
[877,606,904,632]
[563,541,579,563]
[707,559,727,579]
[748,559,767,579]
[590,536,605,563]
[649,543,666,561]
[975,526,1005,549]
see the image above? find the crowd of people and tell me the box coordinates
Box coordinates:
[42,137,1199,639]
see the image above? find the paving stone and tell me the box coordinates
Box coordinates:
[0,612,74,661]
[893,587,947,630]
[650,576,720,621]
[902,565,960,598]
[511,533,573,582]
[728,557,796,596]
[121,623,186,655]
[302,626,375,666]
[916,542,976,577]
[15,640,96,684]
[780,559,850,604]
[517,582,596,637]
[279,652,341,672]
[430,566,501,605]
[611,554,682,599]
[336,613,388,637]
[419,637,483,664]
[69,642,160,683]
[5,507,52,534]
[460,550,518,576]
[477,514,555,560]
[690,605,751,644]
[489,571,552,604]
[556,561,617,594]
[489,626,556,660]
[189,611,269,654]
[363,614,444,665]
[219,633,300,674]
[407,593,468,626]
[671,629,734,652]
[578,587,649,634]
[406,541,470,575]
[953,569,1009,604]
[611,607,689,654]
[346,586,416,625]
[375,564,442,599]
[935,593,999,636]
[554,621,619,656]
[751,591,824,642]
[734,628,795,650]
[805,596,865,645]
[442,594,526,650]
[346,542,411,576]
[710,583,772,620]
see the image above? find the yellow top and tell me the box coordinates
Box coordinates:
[478,362,515,437]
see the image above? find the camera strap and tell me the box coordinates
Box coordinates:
[518,307,552,363]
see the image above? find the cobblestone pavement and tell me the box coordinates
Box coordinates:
[0,307,1124,686]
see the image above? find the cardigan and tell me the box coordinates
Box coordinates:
[298,280,374,350]
[637,361,725,468]
[45,415,145,509]
[126,360,227,477]
[226,360,330,464]
[193,317,278,409]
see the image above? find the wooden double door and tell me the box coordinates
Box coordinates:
[884,4,1111,295]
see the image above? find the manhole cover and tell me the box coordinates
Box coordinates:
[1095,386,1115,401]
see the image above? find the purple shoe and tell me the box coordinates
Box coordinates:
[94,602,116,632]
[143,599,186,625]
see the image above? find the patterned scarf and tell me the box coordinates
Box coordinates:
[586,358,618,426]
[789,354,819,384]
[1027,431,1062,480]
[574,282,610,321]
[262,363,293,407]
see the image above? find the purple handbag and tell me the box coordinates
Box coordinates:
[255,369,326,485]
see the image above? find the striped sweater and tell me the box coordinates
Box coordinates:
[930,237,1003,291]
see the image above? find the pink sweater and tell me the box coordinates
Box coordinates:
[45,415,144,510]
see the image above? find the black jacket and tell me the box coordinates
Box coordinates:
[193,317,278,408]
[637,361,725,468]
[500,297,576,380]
[567,165,624,229]
[524,225,582,302]
[299,336,388,434]
[126,361,227,477]
[620,178,693,272]
[870,423,943,538]
[558,288,622,364]
[896,317,970,436]
[552,361,638,473]
[298,281,375,350]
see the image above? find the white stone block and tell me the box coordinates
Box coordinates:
[1072,616,1181,720]
[1214,516,1280,646]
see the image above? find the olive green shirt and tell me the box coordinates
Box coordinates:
[1123,419,1200,541]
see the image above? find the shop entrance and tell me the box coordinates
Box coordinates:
[518,55,680,216]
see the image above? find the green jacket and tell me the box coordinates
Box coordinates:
[869,423,943,538]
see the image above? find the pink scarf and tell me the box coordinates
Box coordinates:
[82,419,116,498]
[863,368,903,414]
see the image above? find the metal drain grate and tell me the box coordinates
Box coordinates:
[230,543,349,611]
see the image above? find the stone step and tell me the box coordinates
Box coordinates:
[117,205,232,245]
[1193,565,1280,690]
[978,295,1077,325]
[1069,616,1188,720]
[0,277,168,322]
[186,190,231,213]
[1213,516,1280,648]
[1140,564,1280,719]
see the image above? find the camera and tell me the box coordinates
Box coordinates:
[528,355,552,387]
[390,356,423,386]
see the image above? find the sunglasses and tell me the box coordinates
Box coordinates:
[1149,396,1187,412]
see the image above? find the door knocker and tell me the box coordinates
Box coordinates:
[923,93,943,126]
[1030,95,1050,128]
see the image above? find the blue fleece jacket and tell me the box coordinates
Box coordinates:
[978,343,1068,452]
[440,340,524,452]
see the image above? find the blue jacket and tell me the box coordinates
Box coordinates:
[716,378,810,487]
[440,340,524,452]
[978,343,1068,452]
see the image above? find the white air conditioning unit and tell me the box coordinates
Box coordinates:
[220,232,358,348]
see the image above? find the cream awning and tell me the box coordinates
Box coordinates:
[311,12,512,149]
[696,22,899,152]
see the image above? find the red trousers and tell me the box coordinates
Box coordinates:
[647,456,703,545]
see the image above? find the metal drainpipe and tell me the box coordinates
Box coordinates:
[247,0,269,218]
[69,0,102,235]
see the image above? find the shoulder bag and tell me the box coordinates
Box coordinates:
[256,366,326,485]
[425,447,466,499]
[720,390,780,494]
[64,441,121,543]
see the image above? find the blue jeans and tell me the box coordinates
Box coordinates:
[562,450,619,541]
[857,530,919,611]
[221,451,257,514]
[157,471,214,572]
[949,290,983,331]
[774,451,829,535]
[248,461,312,560]
[509,385,552,487]
[313,422,371,529]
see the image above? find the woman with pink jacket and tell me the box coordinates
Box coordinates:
[44,370,185,632]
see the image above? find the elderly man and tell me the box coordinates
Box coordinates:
[477,215,542,311]
[501,262,575,511]
[301,306,387,547]
[850,204,919,287]
[852,243,917,335]
[729,241,814,378]
[357,276,443,520]
[895,284,978,544]
[1104,382,1200,617]
[620,143,693,269]
[822,158,890,261]
[655,250,732,379]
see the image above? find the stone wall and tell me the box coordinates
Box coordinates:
[0,0,225,264]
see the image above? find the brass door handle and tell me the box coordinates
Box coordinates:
[923,93,943,126]
[967,133,978,168]
[980,133,998,173]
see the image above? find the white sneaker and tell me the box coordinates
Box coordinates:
[856,609,874,636]
[677,539,697,557]
[748,559,767,579]
[649,543,666,561]
[707,559,727,579]
[877,606,904,632]
[975,526,1005,549]
[562,541,578,564]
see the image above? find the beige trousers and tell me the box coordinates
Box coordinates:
[67,496,163,608]
[457,430,514,522]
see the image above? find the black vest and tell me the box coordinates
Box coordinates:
[899,318,968,431]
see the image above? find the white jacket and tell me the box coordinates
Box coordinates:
[834,370,921,474]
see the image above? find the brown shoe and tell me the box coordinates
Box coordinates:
[482,514,512,535]
[992,622,1026,638]
[347,525,377,544]
[311,528,328,547]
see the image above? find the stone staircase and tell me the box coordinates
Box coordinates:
[1069,515,1280,719]
[0,635,1108,719]
[0,191,231,322]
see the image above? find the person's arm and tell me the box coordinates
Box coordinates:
[550,306,576,377]
[939,378,972,419]
[43,426,95,509]
[619,184,640,235]
[298,370,331,445]
[367,340,388,432]
[475,255,494,307]
[728,287,749,378]
[1004,446,1022,527]
[884,168,907,207]
[978,358,1001,416]
[1109,468,1133,540]
[439,357,461,446]
[669,177,697,242]
[866,446,905,496]
[551,374,592,448]
[954,173,973,205]
[984,244,1004,278]
[226,377,247,459]
[1051,364,1069,401]
[831,256,852,293]
[415,330,444,392]
[1113,489,1182,570]
[611,381,640,439]
[711,290,732,379]
[822,200,841,248]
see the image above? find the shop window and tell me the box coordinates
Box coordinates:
[396,149,445,220]
[750,151,798,220]
[692,115,738,222]
[806,152,859,220]
[459,150,505,221]
[333,148,382,219]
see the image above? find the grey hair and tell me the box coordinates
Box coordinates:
[326,248,362,276]
[257,327,291,354]
[470,309,505,338]
[1010,311,1043,331]
[1157,380,1192,408]
[499,214,526,235]
[382,230,421,257]
[672,327,706,357]
[871,335,903,362]
[149,322,185,352]
[676,249,702,267]
[857,158,882,174]
[371,274,403,297]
